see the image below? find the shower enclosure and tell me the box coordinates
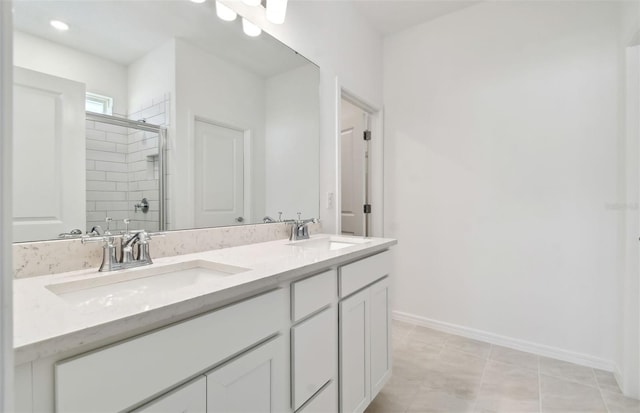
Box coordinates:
[85,112,166,233]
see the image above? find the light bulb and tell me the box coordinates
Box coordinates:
[266,0,287,24]
[50,20,69,31]
[242,18,261,37]
[215,1,237,21]
[242,0,261,6]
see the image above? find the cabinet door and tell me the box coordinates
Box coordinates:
[206,336,286,413]
[339,289,370,413]
[133,376,206,413]
[369,277,391,399]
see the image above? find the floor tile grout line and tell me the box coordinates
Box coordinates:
[538,354,543,413]
[469,344,492,413]
[594,368,612,413]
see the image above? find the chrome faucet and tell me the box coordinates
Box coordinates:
[289,213,318,241]
[82,218,162,272]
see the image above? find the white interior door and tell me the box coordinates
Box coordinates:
[194,119,244,227]
[341,106,367,236]
[13,67,86,242]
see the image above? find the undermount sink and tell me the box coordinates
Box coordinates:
[288,236,372,251]
[46,260,250,311]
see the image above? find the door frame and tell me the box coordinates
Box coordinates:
[0,0,14,410]
[621,42,640,399]
[191,115,252,226]
[336,82,384,237]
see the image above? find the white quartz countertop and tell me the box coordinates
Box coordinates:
[13,234,396,364]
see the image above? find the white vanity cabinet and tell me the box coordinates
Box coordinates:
[338,251,392,413]
[14,242,395,413]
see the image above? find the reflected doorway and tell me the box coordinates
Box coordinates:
[193,118,248,228]
[340,98,370,236]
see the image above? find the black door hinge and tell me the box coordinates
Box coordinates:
[363,130,371,141]
[364,204,372,214]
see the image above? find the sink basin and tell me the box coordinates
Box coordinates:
[46,260,250,311]
[288,236,371,251]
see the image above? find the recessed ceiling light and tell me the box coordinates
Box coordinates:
[50,20,69,31]
[266,0,287,24]
[242,18,261,37]
[216,1,237,21]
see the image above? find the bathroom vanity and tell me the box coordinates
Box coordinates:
[13,234,396,413]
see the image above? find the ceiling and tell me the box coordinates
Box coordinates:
[12,0,312,77]
[350,0,480,35]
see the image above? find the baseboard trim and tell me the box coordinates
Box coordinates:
[392,311,615,372]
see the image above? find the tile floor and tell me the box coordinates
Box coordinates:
[365,320,640,413]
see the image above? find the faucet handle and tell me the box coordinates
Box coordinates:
[123,218,131,234]
[146,232,166,240]
[297,212,302,222]
[104,217,113,235]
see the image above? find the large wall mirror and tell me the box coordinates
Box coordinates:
[12,0,320,242]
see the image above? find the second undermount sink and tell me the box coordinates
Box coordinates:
[46,260,250,311]
[288,236,372,251]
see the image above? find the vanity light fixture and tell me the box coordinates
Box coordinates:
[215,1,237,21]
[242,17,262,37]
[50,20,69,31]
[266,0,287,24]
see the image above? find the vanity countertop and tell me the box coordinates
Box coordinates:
[13,234,396,365]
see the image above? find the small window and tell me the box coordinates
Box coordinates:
[85,92,113,115]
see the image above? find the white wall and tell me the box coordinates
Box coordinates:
[221,0,383,233]
[265,64,320,220]
[385,1,622,367]
[173,39,266,228]
[13,31,128,115]
[618,0,640,397]
[127,39,175,115]
[0,3,13,410]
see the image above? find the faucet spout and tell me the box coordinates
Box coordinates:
[289,217,318,241]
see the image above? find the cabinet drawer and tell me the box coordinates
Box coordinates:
[132,376,206,413]
[291,269,337,322]
[292,307,337,410]
[339,250,391,298]
[298,381,338,413]
[55,289,286,413]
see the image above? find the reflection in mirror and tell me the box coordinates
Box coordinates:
[12,0,320,243]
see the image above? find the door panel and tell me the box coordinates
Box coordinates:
[206,336,286,413]
[194,120,244,227]
[133,376,206,413]
[369,277,391,399]
[291,307,336,410]
[339,289,370,413]
[13,67,86,241]
[341,110,366,236]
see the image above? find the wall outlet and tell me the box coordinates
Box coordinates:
[326,192,334,209]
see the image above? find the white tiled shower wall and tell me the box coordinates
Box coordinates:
[85,95,169,233]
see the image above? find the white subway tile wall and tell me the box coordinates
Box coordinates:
[85,94,169,233]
